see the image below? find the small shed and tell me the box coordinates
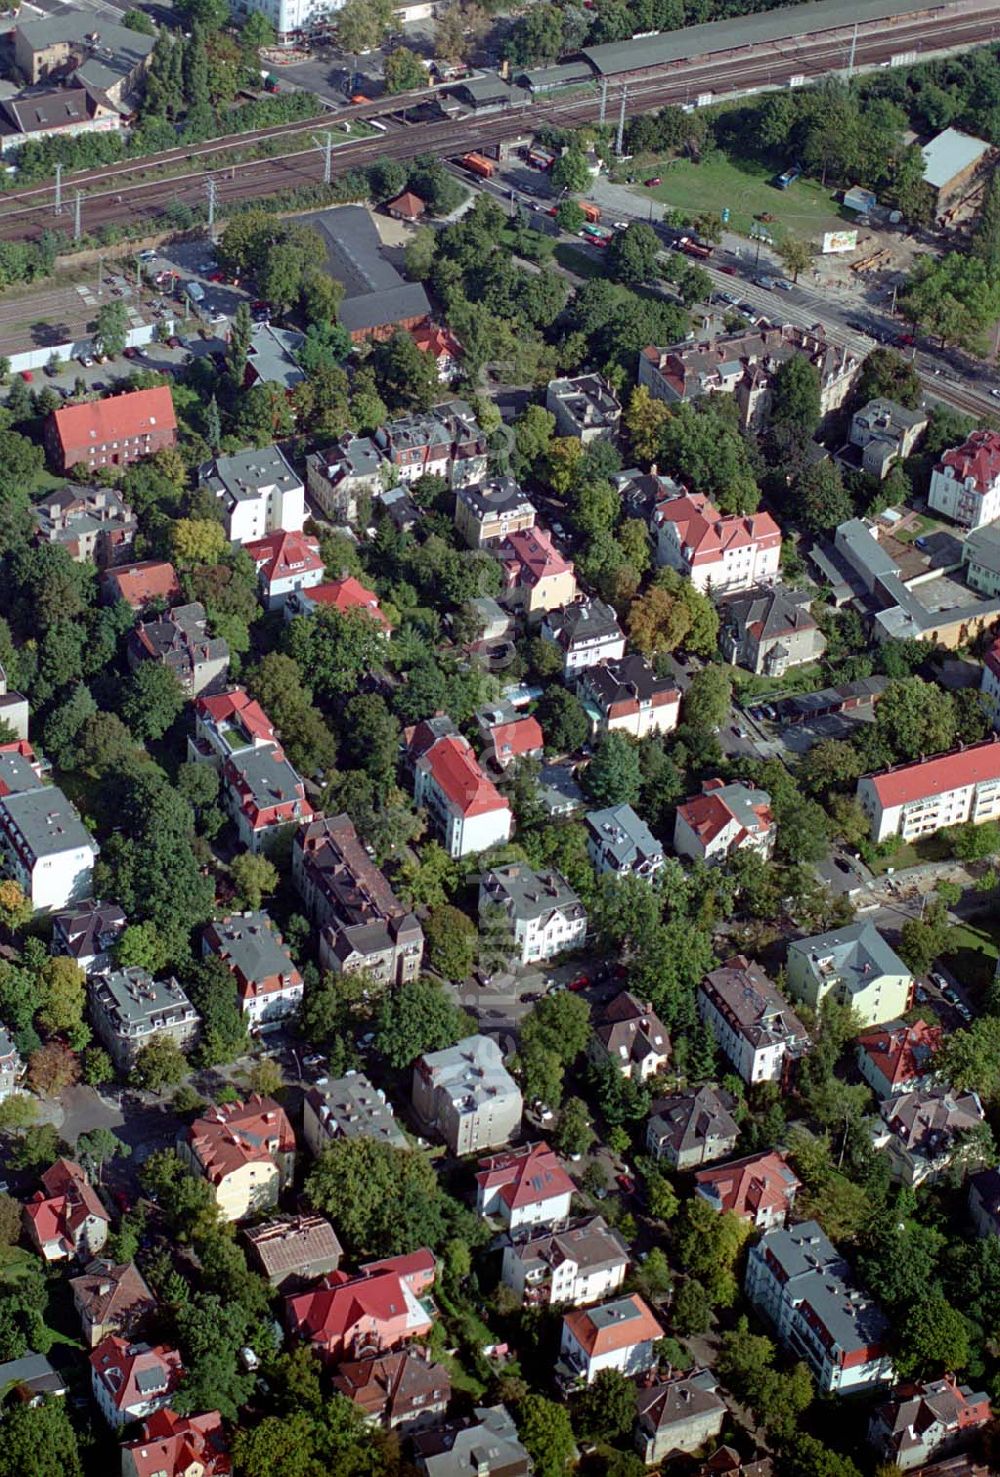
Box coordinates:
[386,190,426,222]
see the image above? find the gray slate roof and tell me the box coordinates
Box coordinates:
[205,911,298,988]
[751,1219,890,1356]
[0,785,97,860]
[787,920,909,997]
[338,283,432,335]
[199,445,301,507]
[480,861,584,925]
[585,802,662,869]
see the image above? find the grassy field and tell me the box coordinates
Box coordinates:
[893,513,939,544]
[865,833,953,875]
[618,153,849,244]
[941,915,1000,991]
[554,243,606,279]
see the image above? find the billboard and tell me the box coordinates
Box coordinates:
[821,229,859,254]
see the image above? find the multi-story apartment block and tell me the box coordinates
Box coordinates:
[786,921,912,1029]
[928,429,1000,528]
[303,1072,408,1156]
[203,912,304,1029]
[576,655,680,739]
[964,527,1000,601]
[674,778,774,865]
[198,445,305,544]
[306,435,384,524]
[544,374,622,443]
[412,1035,523,1156]
[857,737,1000,843]
[33,485,138,566]
[478,862,586,965]
[87,967,199,1071]
[698,956,809,1087]
[653,491,781,595]
[498,526,578,618]
[293,814,424,984]
[585,802,665,880]
[52,899,126,975]
[128,603,229,699]
[746,1220,894,1394]
[406,720,512,859]
[842,398,928,480]
[541,598,626,680]
[221,742,313,854]
[559,1294,663,1386]
[178,1096,295,1222]
[44,387,177,475]
[719,585,826,676]
[454,478,536,549]
[0,780,98,911]
[501,1216,629,1308]
[635,1371,728,1466]
[373,401,487,488]
[638,324,859,431]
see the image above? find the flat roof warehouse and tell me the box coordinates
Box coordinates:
[575,0,948,75]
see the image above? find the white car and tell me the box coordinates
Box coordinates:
[613,219,629,229]
[990,388,1000,400]
[210,311,228,324]
[138,250,157,261]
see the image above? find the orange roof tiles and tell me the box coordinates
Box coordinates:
[425,734,509,820]
[49,386,176,458]
[866,737,1000,808]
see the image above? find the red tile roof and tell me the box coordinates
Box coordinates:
[412,324,461,362]
[244,531,323,587]
[424,734,510,820]
[501,526,573,585]
[90,1335,182,1413]
[104,561,180,609]
[563,1294,662,1358]
[122,1410,230,1477]
[285,1253,435,1358]
[195,687,276,743]
[694,1151,800,1221]
[936,429,1000,496]
[387,190,426,219]
[856,1018,943,1091]
[49,387,176,459]
[25,1159,108,1255]
[865,737,1000,808]
[655,492,780,568]
[186,1096,294,1186]
[306,577,391,629]
[476,1142,575,1211]
[490,716,543,759]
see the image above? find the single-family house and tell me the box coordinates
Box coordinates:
[0,1352,66,1404]
[121,1410,230,1477]
[635,1370,728,1465]
[856,1018,943,1099]
[719,585,826,676]
[406,721,512,859]
[545,374,622,443]
[90,1336,183,1428]
[128,602,229,699]
[285,1249,435,1363]
[694,1150,800,1229]
[674,778,774,865]
[178,1096,295,1222]
[585,803,664,880]
[51,899,126,976]
[23,1158,108,1262]
[498,526,577,618]
[590,991,670,1081]
[541,598,626,680]
[101,560,181,611]
[70,1259,156,1348]
[868,1375,991,1471]
[411,323,463,381]
[476,707,544,772]
[500,1215,629,1308]
[840,398,927,480]
[244,530,325,611]
[284,576,391,631]
[645,1086,740,1170]
[0,1028,23,1103]
[559,1293,663,1386]
[576,656,680,740]
[969,1167,1000,1237]
[33,484,138,566]
[333,1347,451,1432]
[411,1405,533,1477]
[873,1087,985,1187]
[475,1141,575,1229]
[243,1214,343,1291]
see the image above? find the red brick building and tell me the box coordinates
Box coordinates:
[45,387,177,475]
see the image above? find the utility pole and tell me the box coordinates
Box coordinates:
[73,190,82,242]
[54,163,62,217]
[313,130,334,185]
[599,76,608,126]
[205,175,217,235]
[847,21,858,77]
[615,84,628,158]
[96,254,104,299]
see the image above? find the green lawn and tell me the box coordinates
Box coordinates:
[865,832,954,875]
[617,153,848,244]
[941,916,1000,991]
[554,243,606,279]
[893,514,939,544]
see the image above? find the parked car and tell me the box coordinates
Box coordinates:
[138,249,157,261]
[616,1173,636,1194]
[568,972,590,992]
[643,176,661,187]
[123,346,138,359]
[19,370,32,382]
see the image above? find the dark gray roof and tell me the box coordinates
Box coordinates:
[506,1215,628,1276]
[585,803,662,869]
[52,899,126,961]
[545,597,623,649]
[647,1086,739,1155]
[205,911,298,987]
[4,88,92,133]
[787,921,908,997]
[0,1353,65,1398]
[579,0,943,76]
[15,15,155,86]
[0,785,97,861]
[751,1220,890,1356]
[301,204,402,296]
[228,744,303,807]
[458,477,534,520]
[480,862,584,925]
[89,967,197,1033]
[720,585,818,644]
[0,751,43,795]
[338,283,432,335]
[199,445,300,507]
[964,523,1000,577]
[636,1370,725,1433]
[308,1071,407,1149]
[514,61,595,90]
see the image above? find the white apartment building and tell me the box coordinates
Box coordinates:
[745,1221,895,1395]
[982,638,1000,726]
[928,429,1000,529]
[540,598,626,680]
[0,784,98,912]
[653,492,781,595]
[501,1216,629,1308]
[198,445,304,544]
[410,727,512,859]
[233,0,345,45]
[698,956,810,1087]
[856,737,1000,843]
[559,1295,663,1386]
[478,863,586,965]
[412,1036,523,1156]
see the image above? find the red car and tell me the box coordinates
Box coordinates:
[207,270,225,282]
[896,332,915,346]
[568,973,590,992]
[644,177,661,187]
[720,264,737,276]
[123,346,138,359]
[19,370,33,382]
[616,1173,636,1194]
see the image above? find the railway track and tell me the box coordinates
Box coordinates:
[0,6,997,242]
